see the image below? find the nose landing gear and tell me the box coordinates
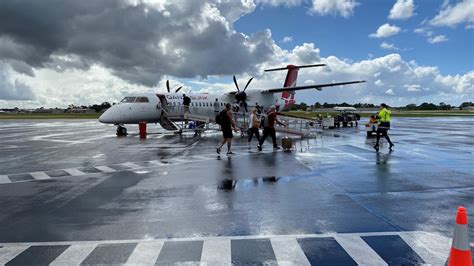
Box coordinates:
[116,125,127,136]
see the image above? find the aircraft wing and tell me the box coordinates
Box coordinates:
[261,80,366,93]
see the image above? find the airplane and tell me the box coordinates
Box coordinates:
[98,64,365,135]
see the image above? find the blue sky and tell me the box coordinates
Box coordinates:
[0,0,472,107]
[236,1,473,75]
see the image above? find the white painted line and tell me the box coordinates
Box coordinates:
[0,246,29,265]
[399,232,450,265]
[0,175,11,184]
[122,162,142,169]
[327,147,369,161]
[125,241,163,265]
[334,235,387,265]
[167,158,186,164]
[0,231,430,247]
[200,239,231,265]
[191,155,213,161]
[64,168,86,176]
[147,160,165,166]
[270,237,310,266]
[30,172,51,180]
[49,244,97,266]
[95,166,117,173]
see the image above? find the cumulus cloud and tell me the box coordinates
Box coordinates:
[0,64,35,101]
[380,42,396,50]
[428,35,449,44]
[0,1,471,108]
[256,0,303,7]
[430,0,474,27]
[287,43,321,64]
[309,0,360,18]
[414,27,448,44]
[380,42,411,51]
[190,48,473,106]
[281,36,293,43]
[0,0,275,87]
[369,23,401,38]
[389,0,415,20]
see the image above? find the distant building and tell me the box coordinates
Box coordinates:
[32,108,65,114]
[65,108,96,114]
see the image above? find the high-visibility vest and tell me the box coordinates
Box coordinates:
[378,108,391,122]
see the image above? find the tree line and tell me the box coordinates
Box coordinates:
[289,102,474,111]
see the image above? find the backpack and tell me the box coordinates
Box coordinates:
[218,110,230,126]
[215,113,222,125]
[260,113,269,128]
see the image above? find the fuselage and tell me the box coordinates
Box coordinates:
[98,91,284,125]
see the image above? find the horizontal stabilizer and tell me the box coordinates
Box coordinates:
[264,64,326,72]
[262,80,366,93]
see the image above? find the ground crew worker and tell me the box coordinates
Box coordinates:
[216,103,238,155]
[257,105,286,151]
[374,103,394,151]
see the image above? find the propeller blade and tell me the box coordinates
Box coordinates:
[243,77,253,92]
[175,86,183,93]
[233,75,240,92]
[166,80,170,93]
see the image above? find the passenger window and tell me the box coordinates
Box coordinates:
[120,97,136,103]
[135,97,149,103]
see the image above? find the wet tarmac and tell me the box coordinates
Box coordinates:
[0,117,473,264]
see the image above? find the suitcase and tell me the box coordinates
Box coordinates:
[281,137,293,151]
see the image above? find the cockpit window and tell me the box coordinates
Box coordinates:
[136,97,149,103]
[120,97,136,103]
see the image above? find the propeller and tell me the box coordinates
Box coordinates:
[166,80,183,93]
[232,76,253,111]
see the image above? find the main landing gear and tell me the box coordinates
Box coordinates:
[116,125,127,136]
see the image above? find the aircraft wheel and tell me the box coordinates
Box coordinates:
[116,126,127,136]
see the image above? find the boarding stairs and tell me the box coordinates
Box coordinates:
[158,108,179,131]
[233,113,321,138]
[159,106,214,133]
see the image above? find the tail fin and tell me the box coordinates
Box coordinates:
[265,63,326,88]
[265,64,325,110]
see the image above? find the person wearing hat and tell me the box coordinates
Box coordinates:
[374,103,394,152]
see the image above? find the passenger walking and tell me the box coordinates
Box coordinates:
[213,98,220,115]
[374,103,394,152]
[217,103,238,155]
[248,108,261,149]
[183,94,191,113]
[257,105,286,151]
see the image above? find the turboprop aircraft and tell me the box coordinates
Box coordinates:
[99,64,365,135]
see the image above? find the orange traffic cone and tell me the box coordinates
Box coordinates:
[448,206,472,266]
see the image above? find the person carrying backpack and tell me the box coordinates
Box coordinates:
[257,105,286,151]
[183,94,191,113]
[248,108,261,149]
[216,103,237,155]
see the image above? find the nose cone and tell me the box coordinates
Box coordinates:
[99,108,117,123]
